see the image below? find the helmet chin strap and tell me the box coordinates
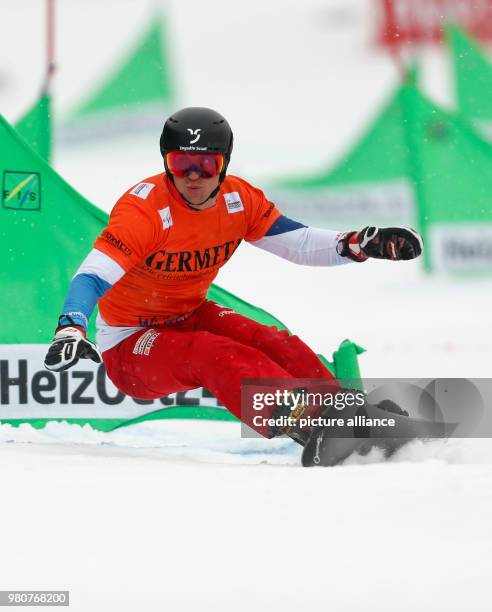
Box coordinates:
[171,175,222,210]
[180,184,221,209]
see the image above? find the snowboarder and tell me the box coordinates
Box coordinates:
[44,107,423,462]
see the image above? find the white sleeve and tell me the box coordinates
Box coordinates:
[74,248,126,284]
[250,227,351,266]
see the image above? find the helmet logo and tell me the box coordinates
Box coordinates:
[187,128,201,144]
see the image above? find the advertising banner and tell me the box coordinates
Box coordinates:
[379,0,492,46]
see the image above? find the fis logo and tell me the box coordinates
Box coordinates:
[187,128,201,144]
[2,171,41,211]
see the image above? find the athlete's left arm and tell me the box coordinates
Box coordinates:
[243,183,350,266]
[250,216,423,265]
[250,216,349,266]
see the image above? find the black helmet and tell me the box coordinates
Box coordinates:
[160,107,234,182]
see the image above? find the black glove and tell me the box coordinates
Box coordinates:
[337,226,423,262]
[44,327,102,372]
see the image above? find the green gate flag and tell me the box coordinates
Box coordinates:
[0,113,364,430]
[67,17,175,121]
[447,25,492,127]
[402,84,492,273]
[266,72,419,228]
[15,94,52,162]
[1,113,106,343]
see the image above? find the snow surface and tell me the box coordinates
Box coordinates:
[1,1,492,610]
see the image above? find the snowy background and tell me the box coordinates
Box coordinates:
[0,1,491,610]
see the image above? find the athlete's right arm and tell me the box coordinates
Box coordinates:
[44,249,126,371]
[44,189,161,372]
[58,249,126,328]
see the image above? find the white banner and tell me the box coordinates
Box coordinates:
[0,345,222,420]
[429,224,492,273]
[267,179,416,229]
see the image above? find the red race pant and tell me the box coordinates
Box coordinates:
[103,300,336,434]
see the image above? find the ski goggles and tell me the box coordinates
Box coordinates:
[166,151,224,178]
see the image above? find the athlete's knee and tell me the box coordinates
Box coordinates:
[190,331,280,377]
[253,326,303,353]
[191,330,260,364]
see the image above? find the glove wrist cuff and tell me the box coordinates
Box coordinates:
[337,231,369,262]
[54,325,86,337]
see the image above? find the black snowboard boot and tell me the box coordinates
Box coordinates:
[301,393,450,467]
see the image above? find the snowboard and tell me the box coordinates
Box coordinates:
[301,379,481,467]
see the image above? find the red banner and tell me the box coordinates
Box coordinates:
[378,0,492,46]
